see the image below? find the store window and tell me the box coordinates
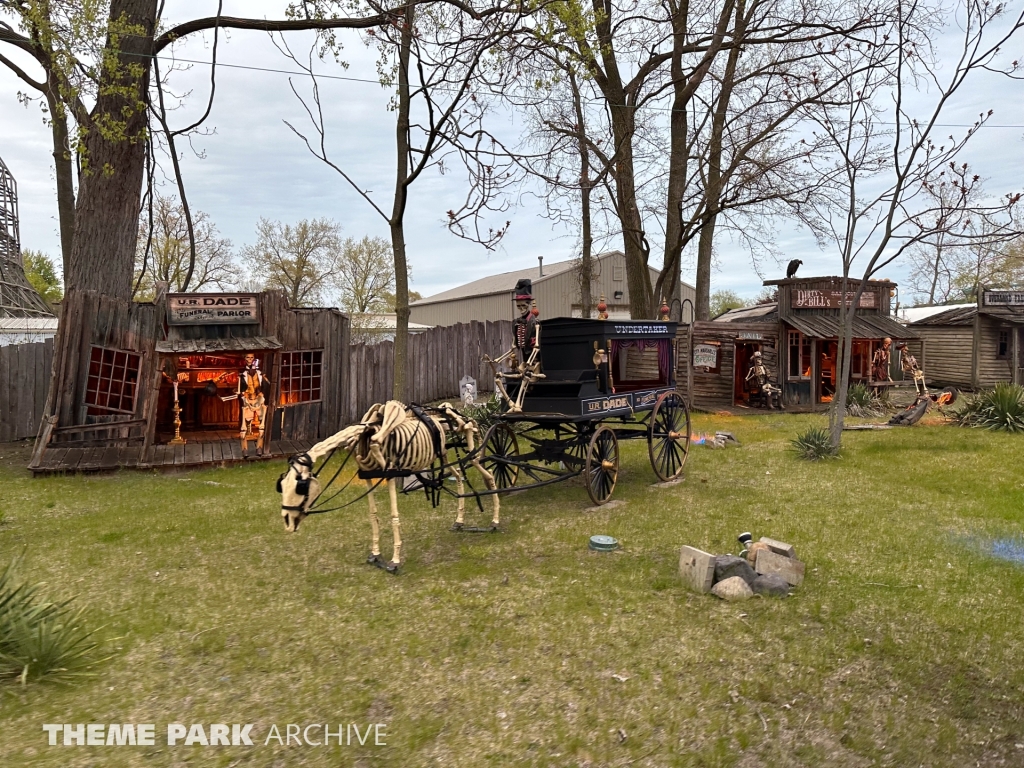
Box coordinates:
[998,329,1010,359]
[85,346,141,414]
[279,349,323,404]
[787,331,811,379]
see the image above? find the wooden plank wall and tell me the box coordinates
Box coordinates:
[978,320,1016,388]
[911,326,974,388]
[0,339,53,441]
[343,320,513,423]
[682,322,780,410]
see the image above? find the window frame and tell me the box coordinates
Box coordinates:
[997,328,1010,359]
[85,346,141,415]
[278,349,324,405]
[787,330,811,381]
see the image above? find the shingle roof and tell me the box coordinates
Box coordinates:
[714,303,778,322]
[908,306,976,326]
[786,313,918,339]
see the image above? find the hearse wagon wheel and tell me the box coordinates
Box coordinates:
[585,425,619,505]
[647,390,691,482]
[481,423,520,489]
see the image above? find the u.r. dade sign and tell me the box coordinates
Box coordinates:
[167,293,260,325]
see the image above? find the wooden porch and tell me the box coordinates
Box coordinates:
[30,438,314,476]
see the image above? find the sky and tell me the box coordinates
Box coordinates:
[2,0,1024,305]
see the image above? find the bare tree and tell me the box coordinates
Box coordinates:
[801,0,1024,448]
[280,0,527,399]
[131,194,236,299]
[240,218,343,307]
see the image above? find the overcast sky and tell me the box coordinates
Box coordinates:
[2,0,1023,305]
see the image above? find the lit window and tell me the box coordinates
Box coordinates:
[279,350,323,404]
[788,330,811,380]
[86,346,141,414]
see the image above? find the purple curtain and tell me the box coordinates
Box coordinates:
[610,339,670,383]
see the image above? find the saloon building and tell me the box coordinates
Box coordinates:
[907,287,1024,389]
[30,288,349,473]
[678,276,915,410]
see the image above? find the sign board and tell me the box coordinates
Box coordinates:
[692,344,719,369]
[167,293,260,325]
[738,331,764,340]
[791,289,877,309]
[983,290,1024,307]
[579,388,672,417]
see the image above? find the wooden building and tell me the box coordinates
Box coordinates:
[30,289,349,473]
[410,250,696,327]
[908,287,1024,389]
[678,276,915,411]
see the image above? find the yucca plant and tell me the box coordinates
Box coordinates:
[0,557,106,685]
[846,383,885,417]
[791,427,839,460]
[955,383,1024,433]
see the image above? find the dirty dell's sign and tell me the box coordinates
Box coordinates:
[167,294,260,325]
[791,289,877,309]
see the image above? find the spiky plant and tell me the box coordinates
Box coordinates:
[791,427,839,460]
[846,383,885,417]
[955,383,1024,433]
[0,558,107,685]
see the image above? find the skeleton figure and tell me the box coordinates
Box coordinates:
[484,278,545,413]
[745,351,783,409]
[277,401,499,573]
[220,353,268,455]
[871,337,892,384]
[897,342,927,397]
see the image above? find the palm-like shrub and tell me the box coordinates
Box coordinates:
[846,383,885,417]
[0,558,105,684]
[955,383,1024,433]
[791,427,839,460]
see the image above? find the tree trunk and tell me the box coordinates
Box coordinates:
[45,84,76,279]
[591,0,651,319]
[66,0,157,300]
[572,71,593,318]
[693,0,743,322]
[390,3,414,402]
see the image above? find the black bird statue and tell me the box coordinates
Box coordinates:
[786,259,803,278]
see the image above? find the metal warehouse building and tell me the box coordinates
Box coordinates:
[409,251,696,326]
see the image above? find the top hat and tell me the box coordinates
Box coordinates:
[513,278,533,302]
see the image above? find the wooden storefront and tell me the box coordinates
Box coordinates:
[30,289,349,474]
[679,276,916,411]
[909,288,1024,389]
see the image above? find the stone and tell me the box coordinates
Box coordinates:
[755,549,806,586]
[711,576,753,601]
[679,546,716,593]
[745,541,770,565]
[751,573,790,597]
[759,537,796,559]
[584,499,627,513]
[714,555,757,586]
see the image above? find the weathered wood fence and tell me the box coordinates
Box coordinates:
[0,339,53,441]
[344,320,513,422]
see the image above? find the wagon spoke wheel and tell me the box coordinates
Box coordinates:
[482,423,520,489]
[648,390,690,482]
[585,425,619,505]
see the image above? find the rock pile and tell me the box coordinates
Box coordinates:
[679,536,804,601]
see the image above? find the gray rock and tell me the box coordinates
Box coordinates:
[751,573,790,597]
[711,576,753,601]
[714,555,757,586]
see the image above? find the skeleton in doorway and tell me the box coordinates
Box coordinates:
[745,351,783,409]
[483,278,545,412]
[896,342,927,398]
[871,337,893,396]
[276,401,499,573]
[220,354,268,455]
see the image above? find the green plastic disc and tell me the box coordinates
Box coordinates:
[589,535,619,552]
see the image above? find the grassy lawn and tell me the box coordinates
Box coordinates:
[1,413,1023,767]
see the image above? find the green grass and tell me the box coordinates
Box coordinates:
[1,414,1023,766]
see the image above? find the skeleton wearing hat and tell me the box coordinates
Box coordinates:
[221,353,269,454]
[896,342,927,397]
[482,278,546,413]
[745,350,783,409]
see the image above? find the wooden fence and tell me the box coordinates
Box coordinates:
[344,320,513,422]
[0,339,53,442]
